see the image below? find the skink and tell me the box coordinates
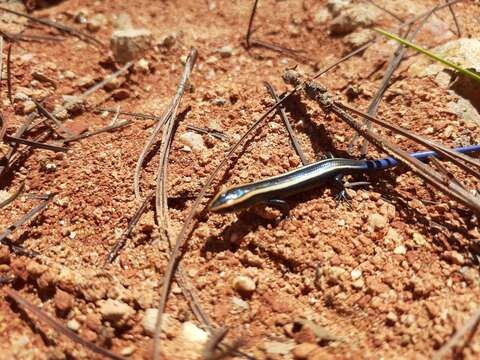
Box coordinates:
[208,144,480,213]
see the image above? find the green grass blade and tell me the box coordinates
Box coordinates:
[374,28,480,82]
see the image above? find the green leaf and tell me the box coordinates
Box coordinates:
[374,28,480,82]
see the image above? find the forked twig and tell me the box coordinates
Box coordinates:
[5,288,126,360]
[33,99,74,138]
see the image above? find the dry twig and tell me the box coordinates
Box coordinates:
[0,5,104,47]
[5,289,126,360]
[265,82,308,165]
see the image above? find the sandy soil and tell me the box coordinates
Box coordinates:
[0,0,479,359]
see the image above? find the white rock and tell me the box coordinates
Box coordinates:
[179,132,206,152]
[368,213,388,230]
[327,0,352,16]
[393,245,407,255]
[218,45,233,58]
[233,275,256,293]
[351,269,362,280]
[0,190,11,204]
[111,28,152,64]
[99,299,135,327]
[409,38,480,78]
[22,100,36,114]
[67,319,80,332]
[181,322,208,344]
[343,29,375,50]
[143,309,178,337]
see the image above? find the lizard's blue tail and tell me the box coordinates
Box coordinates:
[364,144,480,170]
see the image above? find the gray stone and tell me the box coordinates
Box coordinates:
[327,0,352,16]
[181,322,208,344]
[111,28,152,64]
[330,4,379,35]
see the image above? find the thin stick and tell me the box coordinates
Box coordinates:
[0,113,36,176]
[245,0,259,48]
[0,5,104,47]
[283,70,480,213]
[445,0,461,37]
[432,310,480,360]
[33,99,75,138]
[153,48,201,360]
[104,191,154,265]
[351,2,444,155]
[0,182,24,209]
[365,0,404,22]
[0,194,53,243]
[337,103,480,178]
[70,62,133,104]
[94,108,163,121]
[186,125,228,141]
[6,42,13,105]
[63,120,130,143]
[5,289,126,360]
[2,32,64,42]
[0,36,3,96]
[4,135,68,153]
[265,82,308,165]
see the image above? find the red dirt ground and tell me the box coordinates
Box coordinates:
[0,0,479,359]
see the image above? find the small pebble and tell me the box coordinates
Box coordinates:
[54,289,74,315]
[22,100,36,114]
[394,245,407,255]
[217,45,233,58]
[368,213,388,230]
[181,321,208,344]
[67,319,80,332]
[386,312,398,326]
[99,299,135,328]
[179,132,206,152]
[351,269,362,280]
[120,346,136,356]
[233,275,256,294]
